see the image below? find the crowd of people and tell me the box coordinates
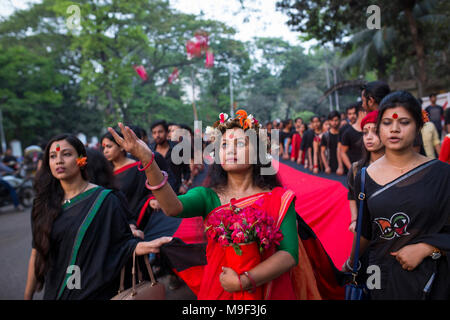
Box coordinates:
[19,79,449,300]
[270,83,450,175]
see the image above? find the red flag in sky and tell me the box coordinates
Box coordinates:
[187,30,210,59]
[186,40,202,59]
[168,67,179,84]
[205,50,214,68]
[133,65,148,81]
[194,32,209,53]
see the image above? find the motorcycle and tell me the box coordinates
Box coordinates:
[0,165,34,209]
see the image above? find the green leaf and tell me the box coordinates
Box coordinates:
[233,244,243,256]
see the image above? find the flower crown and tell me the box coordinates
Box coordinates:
[205,109,262,136]
[204,109,273,157]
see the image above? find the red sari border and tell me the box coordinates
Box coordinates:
[113,161,139,175]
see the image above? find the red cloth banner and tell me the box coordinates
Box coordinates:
[168,67,179,84]
[205,50,214,68]
[274,160,353,268]
[133,65,148,81]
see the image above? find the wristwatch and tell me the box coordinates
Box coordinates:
[430,249,442,260]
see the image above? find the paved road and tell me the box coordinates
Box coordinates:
[0,205,41,300]
[0,204,195,300]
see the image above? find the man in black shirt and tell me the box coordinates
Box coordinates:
[280,119,293,160]
[300,116,321,171]
[425,93,444,139]
[341,103,366,170]
[336,103,358,175]
[149,120,191,195]
[321,111,340,174]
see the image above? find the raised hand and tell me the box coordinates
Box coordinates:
[108,122,152,161]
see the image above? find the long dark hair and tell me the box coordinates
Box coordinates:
[32,134,88,291]
[206,120,282,193]
[86,148,117,189]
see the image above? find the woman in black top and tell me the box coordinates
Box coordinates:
[24,134,171,300]
[344,91,449,299]
[347,110,384,233]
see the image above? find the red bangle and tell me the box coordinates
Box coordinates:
[313,165,319,168]
[243,271,256,293]
[137,153,155,171]
[238,275,243,292]
[145,171,168,191]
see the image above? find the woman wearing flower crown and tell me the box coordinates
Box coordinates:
[108,110,344,300]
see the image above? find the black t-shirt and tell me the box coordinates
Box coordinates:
[320,132,339,172]
[280,130,293,147]
[338,123,351,143]
[300,129,315,151]
[341,125,363,164]
[425,105,443,131]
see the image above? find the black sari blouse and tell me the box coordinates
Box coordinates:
[355,159,450,299]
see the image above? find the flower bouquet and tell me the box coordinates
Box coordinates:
[205,200,283,299]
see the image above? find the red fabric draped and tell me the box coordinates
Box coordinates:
[274,160,353,268]
[172,217,205,244]
[194,188,297,300]
[290,133,302,161]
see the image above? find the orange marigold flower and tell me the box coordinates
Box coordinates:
[236,109,248,127]
[77,156,87,167]
[422,110,429,123]
[243,118,252,130]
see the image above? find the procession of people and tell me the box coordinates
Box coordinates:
[17,81,448,300]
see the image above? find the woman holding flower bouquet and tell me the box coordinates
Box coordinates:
[108,110,344,300]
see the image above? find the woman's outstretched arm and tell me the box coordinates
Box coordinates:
[108,123,183,217]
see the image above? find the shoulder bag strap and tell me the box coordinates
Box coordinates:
[352,167,366,274]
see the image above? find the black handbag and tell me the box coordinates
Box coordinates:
[345,167,369,300]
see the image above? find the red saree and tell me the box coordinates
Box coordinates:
[186,187,324,300]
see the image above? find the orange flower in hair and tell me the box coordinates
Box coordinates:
[235,109,248,127]
[422,110,429,123]
[76,155,88,168]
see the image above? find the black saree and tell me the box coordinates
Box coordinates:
[113,155,176,229]
[39,186,138,300]
[114,162,151,226]
[355,159,450,300]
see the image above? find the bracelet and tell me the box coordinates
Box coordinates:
[238,275,244,293]
[145,171,168,191]
[243,271,256,293]
[313,165,319,168]
[137,153,155,172]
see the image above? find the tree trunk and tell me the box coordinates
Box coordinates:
[376,57,388,82]
[404,5,427,97]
